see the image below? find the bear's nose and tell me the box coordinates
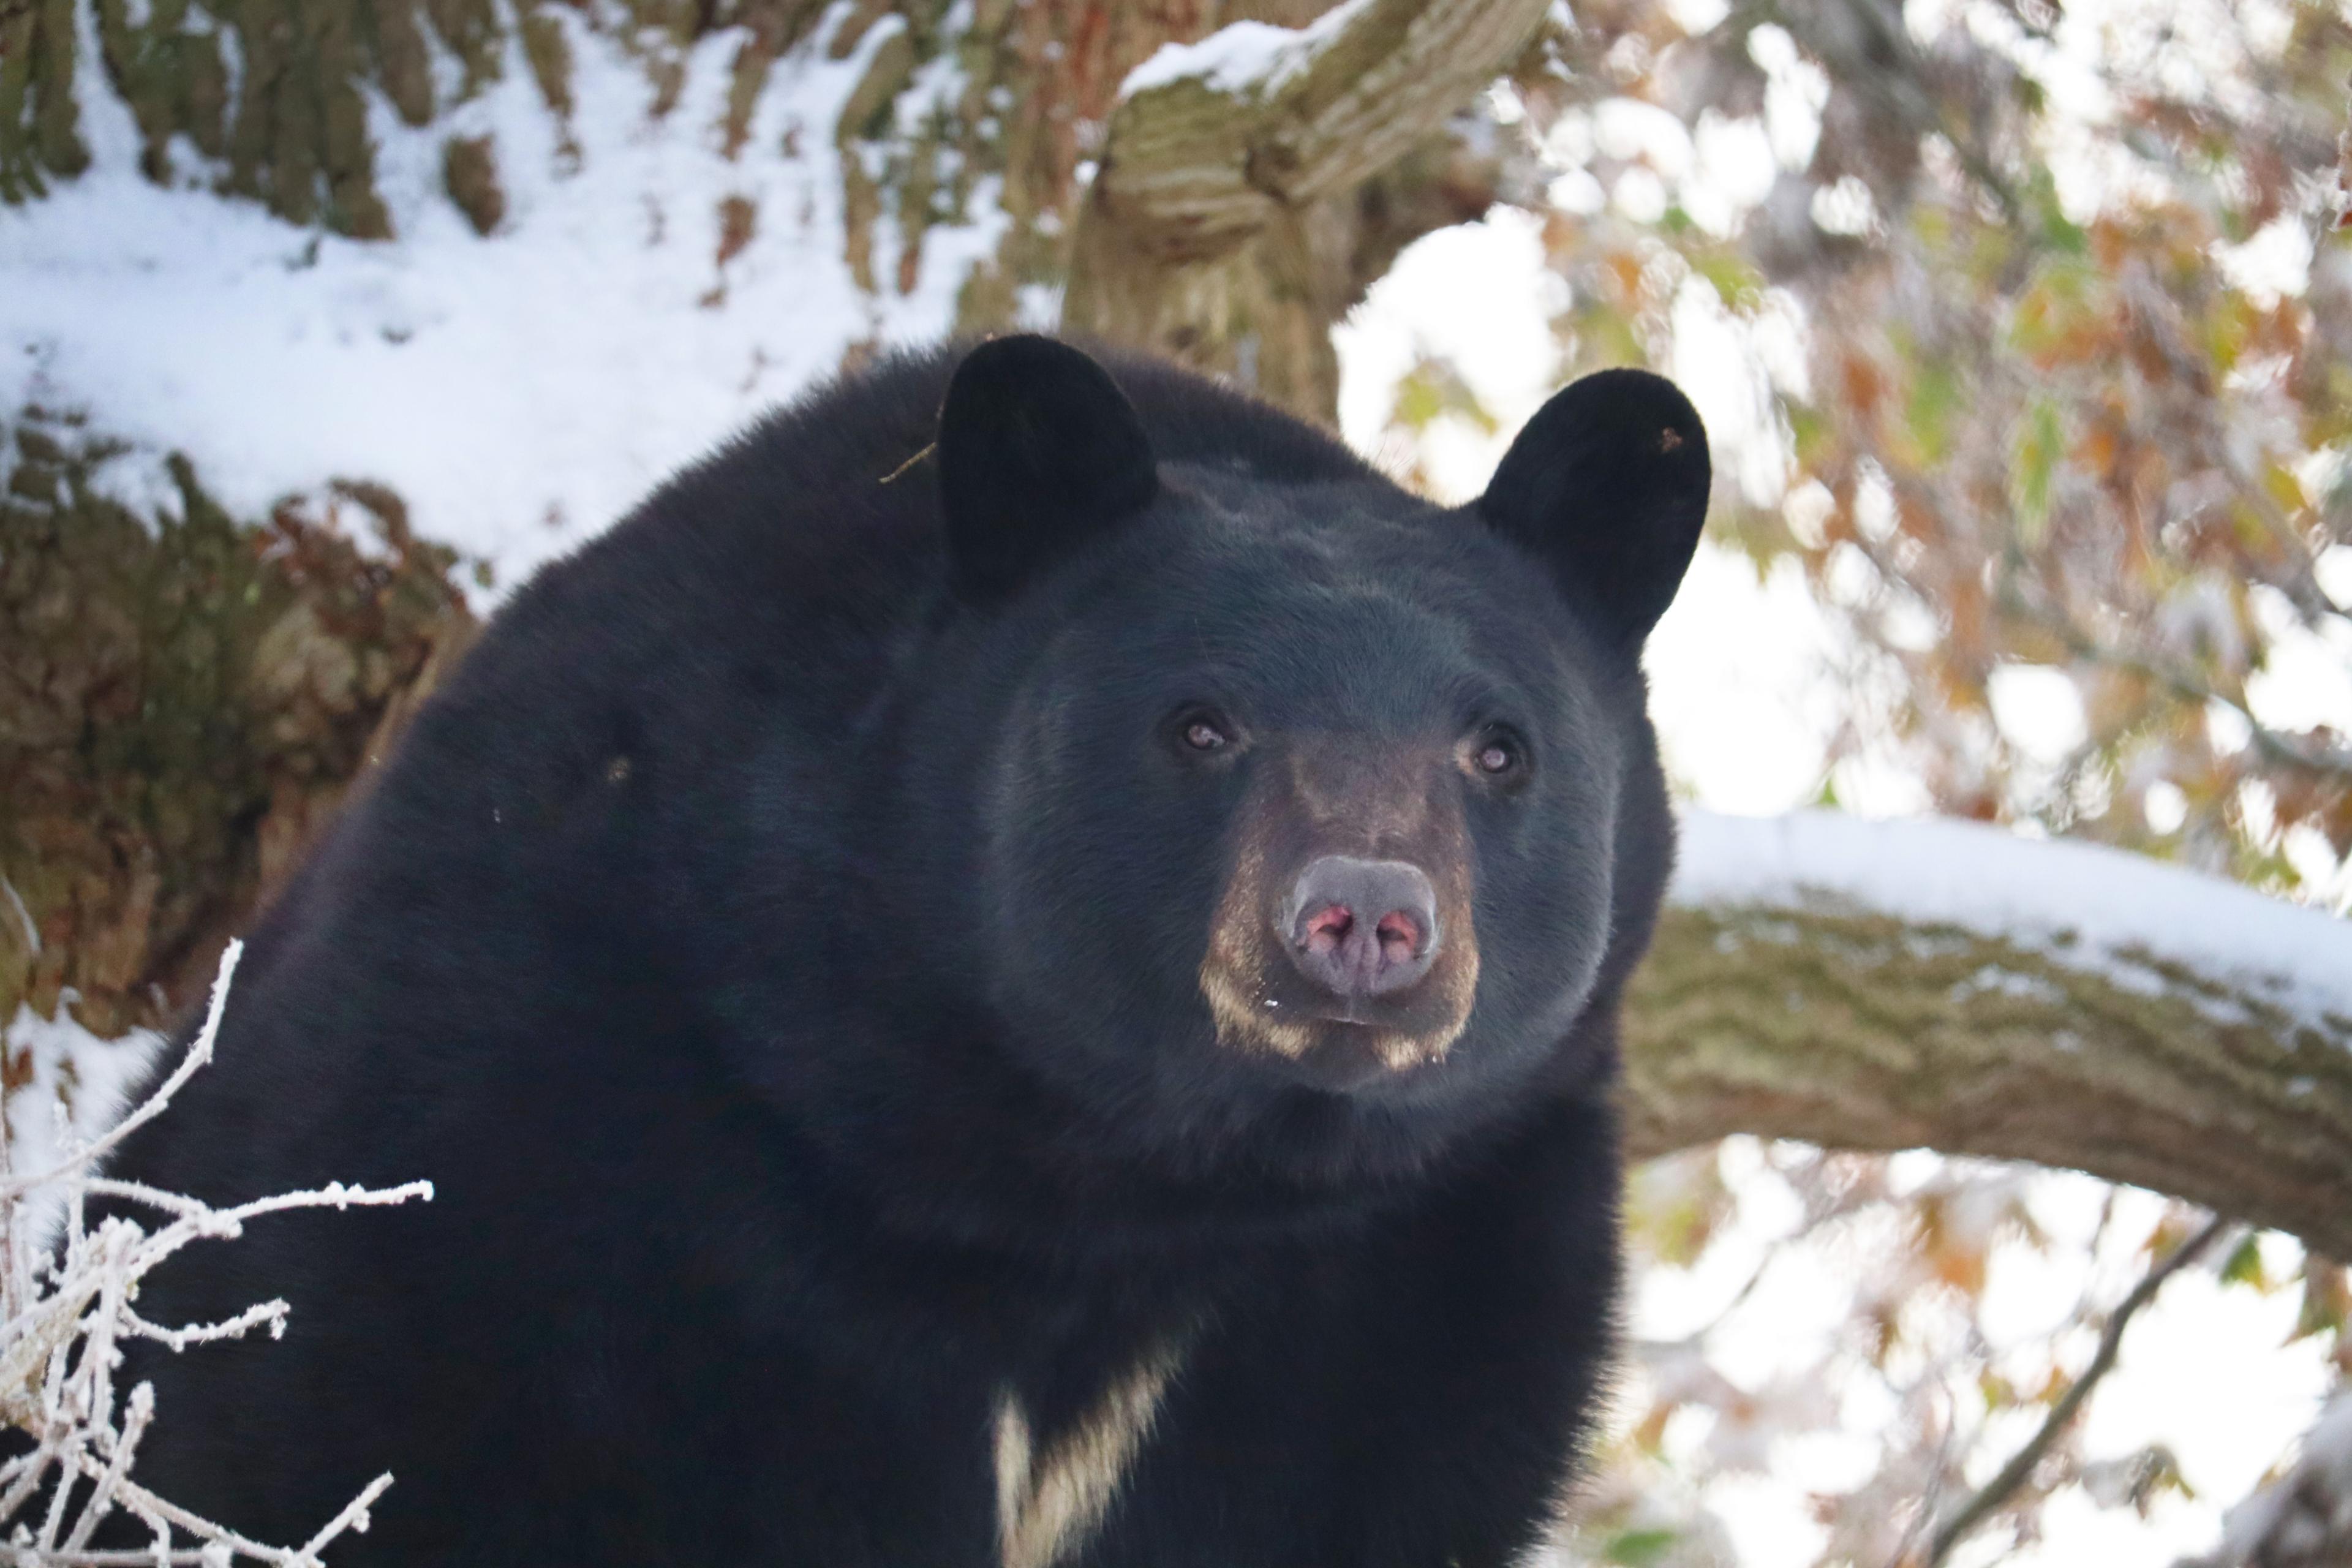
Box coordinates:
[1280,856,1441,1000]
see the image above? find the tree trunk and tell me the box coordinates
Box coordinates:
[1,0,1516,1033]
[1062,0,1548,419]
[0,415,473,1038]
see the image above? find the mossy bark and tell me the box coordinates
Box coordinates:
[1624,900,2352,1260]
[1,412,474,1038]
[5,0,1517,410]
[0,0,91,200]
[5,0,531,235]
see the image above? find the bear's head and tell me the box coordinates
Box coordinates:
[891,336,1706,1186]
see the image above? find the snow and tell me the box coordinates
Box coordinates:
[2,1001,159,1240]
[1,0,1004,600]
[1675,809,2352,1033]
[1118,0,1379,101]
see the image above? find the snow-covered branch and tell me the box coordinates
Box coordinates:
[1082,0,1545,260]
[1625,812,2352,1258]
[0,942,431,1566]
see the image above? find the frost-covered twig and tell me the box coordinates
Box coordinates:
[0,941,432,1566]
[1,944,244,1205]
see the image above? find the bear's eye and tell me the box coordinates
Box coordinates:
[1183,717,1231,752]
[1465,726,1528,780]
[1170,706,1238,756]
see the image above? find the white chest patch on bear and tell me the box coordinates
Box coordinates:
[992,1336,1188,1568]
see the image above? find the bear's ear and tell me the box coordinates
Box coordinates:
[1474,368,1710,646]
[937,336,1159,601]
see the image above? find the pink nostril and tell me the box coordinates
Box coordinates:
[1375,910,1421,959]
[1281,856,1442,1000]
[1301,903,1354,955]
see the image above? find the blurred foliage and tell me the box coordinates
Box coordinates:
[6,0,2350,1556]
[1395,0,2352,902]
[1365,2,2352,1558]
[1556,1140,2349,1567]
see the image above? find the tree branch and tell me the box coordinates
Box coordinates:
[1061,0,1548,418]
[1922,1213,2231,1565]
[1626,813,2352,1260]
[1079,0,1544,261]
[1999,586,2352,786]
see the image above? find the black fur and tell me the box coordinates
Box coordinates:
[937,335,1159,600]
[100,339,1705,1566]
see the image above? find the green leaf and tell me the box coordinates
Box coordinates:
[1389,358,1496,435]
[2292,1262,2350,1342]
[1905,362,1960,466]
[1604,1528,1681,1566]
[2009,397,2064,548]
[1692,252,1766,314]
[2220,1232,2267,1290]
[2024,165,2086,255]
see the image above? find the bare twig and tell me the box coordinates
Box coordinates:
[1923,1213,2233,1566]
[0,941,429,1565]
[1,944,244,1204]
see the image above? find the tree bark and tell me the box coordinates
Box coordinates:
[1625,814,2352,1261]
[1,0,1518,1031]
[0,417,473,1038]
[1062,0,1548,419]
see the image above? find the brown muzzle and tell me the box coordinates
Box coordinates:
[1199,737,1479,1080]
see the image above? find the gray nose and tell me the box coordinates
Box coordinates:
[1280,856,1441,1000]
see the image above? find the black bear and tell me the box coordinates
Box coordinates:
[104,336,1709,1566]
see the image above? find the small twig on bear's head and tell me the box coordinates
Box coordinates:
[878,442,936,484]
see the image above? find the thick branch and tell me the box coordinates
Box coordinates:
[1624,813,2352,1259]
[1061,0,1545,418]
[1082,0,1544,262]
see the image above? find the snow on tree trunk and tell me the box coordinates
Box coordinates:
[0,0,1512,1037]
[1,415,473,1039]
[1061,0,1548,419]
